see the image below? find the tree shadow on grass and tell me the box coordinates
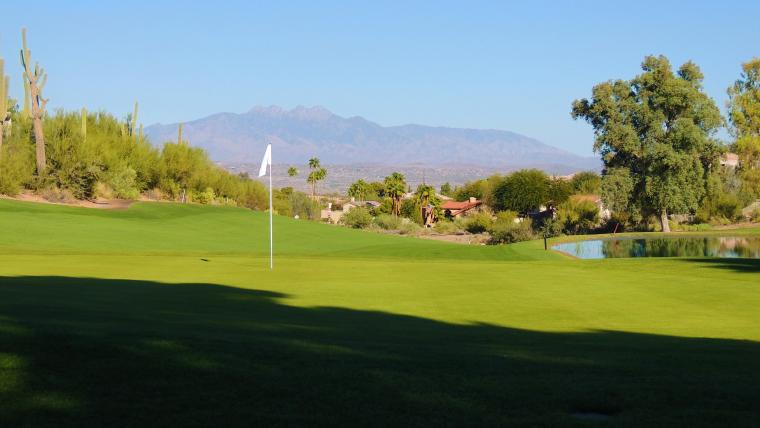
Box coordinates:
[0,276,759,427]
[676,257,760,274]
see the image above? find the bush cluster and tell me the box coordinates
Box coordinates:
[341,207,374,229]
[0,110,269,210]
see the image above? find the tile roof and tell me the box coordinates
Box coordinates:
[441,200,481,211]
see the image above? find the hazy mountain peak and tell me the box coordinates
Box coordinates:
[248,105,285,115]
[145,105,599,173]
[290,105,334,120]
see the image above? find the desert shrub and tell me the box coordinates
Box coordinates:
[751,209,760,222]
[93,182,114,199]
[194,187,216,204]
[375,197,393,215]
[671,222,712,232]
[0,152,34,196]
[399,198,425,225]
[433,220,460,234]
[144,187,163,201]
[489,217,535,244]
[375,213,402,230]
[458,211,493,234]
[341,207,373,229]
[697,192,743,224]
[540,217,564,238]
[715,195,742,221]
[288,192,321,220]
[105,166,140,199]
[557,199,599,234]
[399,219,422,235]
[40,186,77,204]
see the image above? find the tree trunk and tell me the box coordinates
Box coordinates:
[33,117,45,174]
[660,208,671,233]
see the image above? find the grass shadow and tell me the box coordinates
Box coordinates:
[1,276,759,427]
[676,257,760,273]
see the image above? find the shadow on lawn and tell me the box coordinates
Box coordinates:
[1,276,759,427]
[677,257,760,274]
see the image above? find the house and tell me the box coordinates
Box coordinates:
[721,153,739,168]
[320,198,381,223]
[441,197,482,219]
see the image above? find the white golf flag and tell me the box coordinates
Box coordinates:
[258,144,272,177]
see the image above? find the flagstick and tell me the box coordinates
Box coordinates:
[269,149,274,270]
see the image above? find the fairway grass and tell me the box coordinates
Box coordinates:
[1,200,759,427]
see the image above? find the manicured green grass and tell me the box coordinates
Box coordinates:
[1,199,759,427]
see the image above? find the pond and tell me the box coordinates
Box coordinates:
[552,236,760,259]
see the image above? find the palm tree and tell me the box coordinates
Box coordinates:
[415,184,440,225]
[287,166,298,177]
[348,179,374,201]
[307,157,327,198]
[384,172,406,216]
[308,157,321,170]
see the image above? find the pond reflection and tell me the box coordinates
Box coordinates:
[552,236,760,259]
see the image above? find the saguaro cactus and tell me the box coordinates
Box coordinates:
[177,123,183,145]
[22,78,30,118]
[0,58,9,155]
[130,101,139,138]
[19,28,49,174]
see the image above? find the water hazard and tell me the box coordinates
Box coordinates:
[552,236,760,259]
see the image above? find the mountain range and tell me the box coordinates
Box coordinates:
[144,106,598,174]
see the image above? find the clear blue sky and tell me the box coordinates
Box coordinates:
[1,1,758,155]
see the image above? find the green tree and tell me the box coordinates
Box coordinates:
[413,183,441,225]
[454,174,502,207]
[600,167,635,220]
[347,179,376,201]
[727,58,760,199]
[453,179,484,201]
[548,177,572,204]
[572,56,722,232]
[160,142,208,202]
[440,182,452,197]
[492,169,551,213]
[287,166,298,177]
[383,172,406,216]
[369,181,386,198]
[570,171,601,194]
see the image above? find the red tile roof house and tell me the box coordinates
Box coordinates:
[441,197,483,219]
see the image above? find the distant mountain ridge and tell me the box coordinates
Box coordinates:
[144,105,598,172]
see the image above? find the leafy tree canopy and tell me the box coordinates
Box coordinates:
[727,58,760,198]
[492,169,551,213]
[347,179,376,201]
[572,55,722,231]
[570,171,601,194]
[383,172,406,216]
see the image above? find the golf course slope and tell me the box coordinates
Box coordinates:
[1,199,759,427]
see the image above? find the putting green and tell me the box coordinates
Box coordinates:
[1,199,759,427]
